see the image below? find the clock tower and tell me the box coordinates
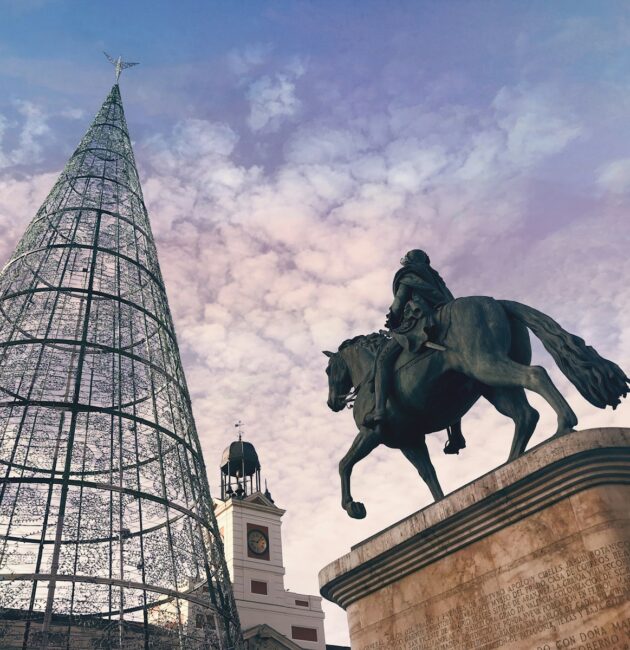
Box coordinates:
[214,432,326,649]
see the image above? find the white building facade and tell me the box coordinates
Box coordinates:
[214,439,326,650]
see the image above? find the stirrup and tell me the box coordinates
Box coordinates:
[443,437,466,455]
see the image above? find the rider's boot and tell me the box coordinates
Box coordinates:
[363,409,386,429]
[443,423,466,455]
[362,339,399,431]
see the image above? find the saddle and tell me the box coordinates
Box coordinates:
[391,300,454,353]
[359,301,455,394]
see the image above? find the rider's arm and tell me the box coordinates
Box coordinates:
[387,284,410,327]
[402,276,449,305]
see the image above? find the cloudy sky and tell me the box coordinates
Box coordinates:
[1,1,630,643]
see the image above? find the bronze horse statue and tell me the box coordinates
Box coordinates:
[324,297,629,518]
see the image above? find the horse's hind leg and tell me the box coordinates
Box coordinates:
[401,439,444,501]
[339,427,382,519]
[482,386,540,461]
[471,357,577,437]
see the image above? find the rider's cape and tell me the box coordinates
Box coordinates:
[392,262,454,305]
[391,263,454,352]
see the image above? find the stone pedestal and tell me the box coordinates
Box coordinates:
[319,428,630,650]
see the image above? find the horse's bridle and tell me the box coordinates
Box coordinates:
[338,369,373,409]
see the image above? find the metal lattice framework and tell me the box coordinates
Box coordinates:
[0,82,243,649]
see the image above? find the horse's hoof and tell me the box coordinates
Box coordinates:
[444,437,466,455]
[344,501,366,519]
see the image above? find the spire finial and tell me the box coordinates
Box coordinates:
[104,52,140,83]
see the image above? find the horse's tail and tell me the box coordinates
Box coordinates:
[499,299,629,409]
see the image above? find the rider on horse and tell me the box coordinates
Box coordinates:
[364,249,467,454]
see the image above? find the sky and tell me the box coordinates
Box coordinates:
[1,1,630,644]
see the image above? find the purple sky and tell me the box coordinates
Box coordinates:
[1,2,630,644]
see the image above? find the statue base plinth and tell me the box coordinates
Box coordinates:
[319,428,630,650]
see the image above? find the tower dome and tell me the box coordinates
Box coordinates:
[220,424,262,499]
[220,439,261,477]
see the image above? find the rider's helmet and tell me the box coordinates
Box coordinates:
[401,249,430,266]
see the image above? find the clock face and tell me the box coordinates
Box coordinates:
[247,529,268,555]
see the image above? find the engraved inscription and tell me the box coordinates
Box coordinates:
[358,541,630,650]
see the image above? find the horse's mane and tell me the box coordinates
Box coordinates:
[338,331,389,356]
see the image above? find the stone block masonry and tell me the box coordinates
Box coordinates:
[319,428,630,650]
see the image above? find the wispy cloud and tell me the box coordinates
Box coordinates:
[597,158,630,195]
[246,61,305,132]
[493,85,582,167]
[227,43,273,76]
[0,98,85,170]
[10,100,51,164]
[0,101,49,167]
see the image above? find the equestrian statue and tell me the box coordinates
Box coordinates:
[324,250,629,519]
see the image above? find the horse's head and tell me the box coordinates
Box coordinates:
[323,350,352,412]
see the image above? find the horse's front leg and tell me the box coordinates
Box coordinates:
[339,427,382,519]
[401,438,444,501]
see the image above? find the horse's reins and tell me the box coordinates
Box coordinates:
[340,388,358,408]
[339,372,372,409]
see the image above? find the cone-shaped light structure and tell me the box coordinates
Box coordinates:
[0,83,242,648]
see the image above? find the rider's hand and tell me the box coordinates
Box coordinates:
[385,310,397,329]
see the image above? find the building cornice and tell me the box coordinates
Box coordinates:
[215,496,286,517]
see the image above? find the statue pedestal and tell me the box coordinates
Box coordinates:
[319,428,630,650]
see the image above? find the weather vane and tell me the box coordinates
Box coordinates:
[104,52,139,82]
[235,420,245,441]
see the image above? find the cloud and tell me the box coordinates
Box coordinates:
[492,85,582,168]
[10,100,51,164]
[596,158,630,195]
[59,107,85,120]
[0,171,58,268]
[0,97,85,171]
[132,76,620,451]
[246,63,305,132]
[148,119,238,161]
[0,116,8,168]
[227,43,273,75]
[0,101,52,168]
[132,77,606,426]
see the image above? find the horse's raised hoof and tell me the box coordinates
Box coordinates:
[344,500,366,519]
